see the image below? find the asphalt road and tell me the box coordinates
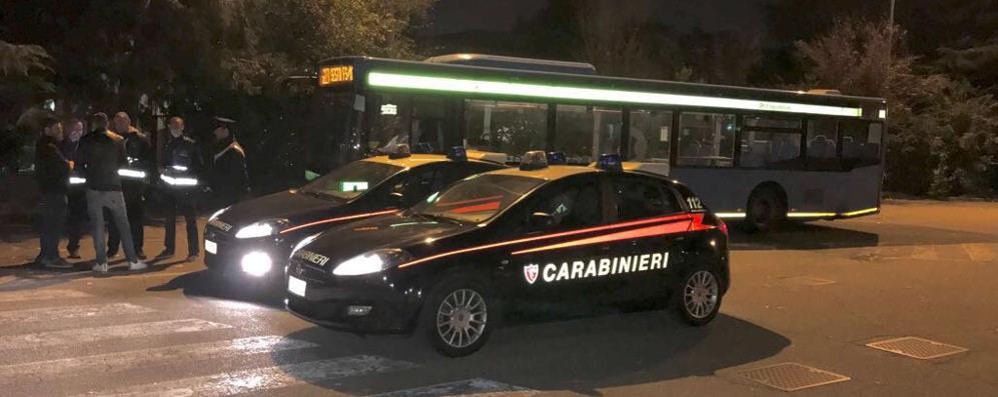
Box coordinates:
[0,199,996,396]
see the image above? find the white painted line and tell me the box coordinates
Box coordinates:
[0,335,315,380]
[0,319,232,351]
[0,303,154,324]
[78,355,416,397]
[0,289,92,303]
[371,378,537,397]
[962,243,997,262]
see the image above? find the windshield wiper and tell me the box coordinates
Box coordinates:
[414,212,464,225]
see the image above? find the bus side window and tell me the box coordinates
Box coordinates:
[805,118,841,171]
[841,120,881,166]
[629,109,672,163]
[464,100,548,155]
[677,112,737,167]
[555,105,622,164]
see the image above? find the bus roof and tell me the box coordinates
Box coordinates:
[424,53,597,75]
[319,56,885,119]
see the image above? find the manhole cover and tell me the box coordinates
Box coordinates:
[738,362,850,392]
[867,336,968,360]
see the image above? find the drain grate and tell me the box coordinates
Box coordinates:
[738,362,850,392]
[867,336,968,360]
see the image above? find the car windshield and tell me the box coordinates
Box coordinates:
[300,160,403,200]
[410,174,544,223]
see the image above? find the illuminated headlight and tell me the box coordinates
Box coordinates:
[209,207,229,222]
[332,249,411,276]
[234,219,286,239]
[241,251,273,277]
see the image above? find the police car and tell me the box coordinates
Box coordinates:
[285,151,730,356]
[204,146,506,278]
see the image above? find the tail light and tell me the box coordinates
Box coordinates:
[717,218,729,237]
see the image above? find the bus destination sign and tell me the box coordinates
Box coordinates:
[319,65,354,86]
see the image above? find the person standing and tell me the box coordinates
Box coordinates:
[157,116,202,262]
[78,113,147,273]
[61,118,87,259]
[34,115,73,269]
[106,112,151,259]
[207,117,248,210]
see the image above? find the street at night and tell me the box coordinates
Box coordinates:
[1,199,995,396]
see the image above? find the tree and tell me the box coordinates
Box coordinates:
[797,18,998,197]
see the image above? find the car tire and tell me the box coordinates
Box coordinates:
[744,188,785,233]
[672,265,723,326]
[418,273,497,357]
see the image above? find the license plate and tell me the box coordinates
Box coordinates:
[204,240,217,254]
[288,276,307,297]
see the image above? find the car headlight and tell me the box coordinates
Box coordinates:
[209,207,229,222]
[332,249,411,276]
[235,219,287,239]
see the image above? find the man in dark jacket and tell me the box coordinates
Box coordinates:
[34,115,73,269]
[106,112,151,259]
[157,116,203,262]
[61,118,87,259]
[207,116,248,210]
[78,113,147,273]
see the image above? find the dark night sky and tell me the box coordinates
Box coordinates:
[426,0,768,35]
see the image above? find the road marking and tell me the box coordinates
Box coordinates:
[371,378,537,397]
[78,355,415,397]
[0,303,154,324]
[962,244,997,262]
[0,289,92,303]
[0,335,315,380]
[0,319,232,351]
[910,246,939,261]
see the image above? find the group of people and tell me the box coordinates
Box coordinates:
[34,112,248,273]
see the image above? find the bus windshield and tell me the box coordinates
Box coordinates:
[410,174,543,223]
[303,90,358,174]
[300,160,402,201]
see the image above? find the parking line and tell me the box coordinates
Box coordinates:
[0,319,232,351]
[0,289,92,303]
[0,335,315,380]
[0,303,154,324]
[77,355,416,397]
[371,378,537,397]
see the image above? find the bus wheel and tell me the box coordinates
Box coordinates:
[419,273,497,357]
[745,188,785,233]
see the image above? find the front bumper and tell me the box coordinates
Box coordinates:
[284,259,422,333]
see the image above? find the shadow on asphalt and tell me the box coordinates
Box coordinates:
[146,270,286,309]
[729,220,998,251]
[276,311,789,395]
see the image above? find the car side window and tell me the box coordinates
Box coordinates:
[518,180,602,232]
[392,166,444,203]
[610,176,680,221]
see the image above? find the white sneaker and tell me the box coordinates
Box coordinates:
[128,260,148,271]
[92,262,109,273]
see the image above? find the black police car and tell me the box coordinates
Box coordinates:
[204,147,506,278]
[285,151,730,356]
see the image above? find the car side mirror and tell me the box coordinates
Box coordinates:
[529,212,555,230]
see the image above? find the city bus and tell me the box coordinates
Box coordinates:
[300,53,887,230]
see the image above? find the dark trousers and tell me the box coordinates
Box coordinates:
[108,194,144,255]
[65,190,87,253]
[38,192,67,261]
[163,190,199,256]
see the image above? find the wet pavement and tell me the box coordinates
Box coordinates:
[0,199,996,396]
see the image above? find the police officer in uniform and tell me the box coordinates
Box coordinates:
[207,116,249,210]
[107,112,151,259]
[157,116,202,262]
[61,118,88,259]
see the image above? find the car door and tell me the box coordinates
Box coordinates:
[603,174,688,303]
[499,176,605,307]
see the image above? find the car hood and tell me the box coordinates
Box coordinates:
[218,190,342,228]
[300,213,474,263]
